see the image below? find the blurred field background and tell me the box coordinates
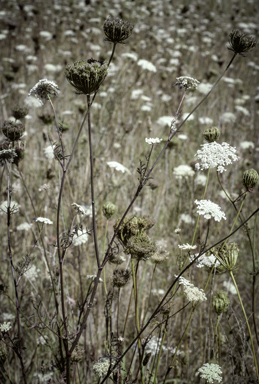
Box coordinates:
[0,0,259,383]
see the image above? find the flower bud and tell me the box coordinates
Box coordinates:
[102,201,117,219]
[103,16,134,44]
[112,268,131,288]
[243,168,259,190]
[203,127,220,143]
[65,59,108,95]
[213,291,230,315]
[2,120,25,141]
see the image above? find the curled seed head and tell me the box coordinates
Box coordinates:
[11,105,29,120]
[228,29,257,56]
[2,120,25,141]
[102,201,117,219]
[103,16,134,44]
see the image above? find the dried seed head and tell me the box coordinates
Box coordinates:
[65,59,108,95]
[150,241,169,264]
[0,141,17,166]
[12,141,25,166]
[125,233,157,261]
[213,290,230,315]
[2,120,25,141]
[28,79,60,105]
[228,29,257,56]
[71,346,84,363]
[203,127,220,143]
[103,16,134,44]
[108,253,126,265]
[102,201,117,219]
[114,216,155,245]
[11,105,29,120]
[112,268,131,288]
[243,168,259,190]
[216,242,239,273]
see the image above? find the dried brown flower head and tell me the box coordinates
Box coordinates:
[228,29,257,56]
[103,16,134,44]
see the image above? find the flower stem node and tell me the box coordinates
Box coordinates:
[213,291,230,315]
[228,29,257,56]
[243,168,259,191]
[65,59,108,95]
[102,201,117,219]
[103,16,134,44]
[203,127,220,143]
[2,120,25,141]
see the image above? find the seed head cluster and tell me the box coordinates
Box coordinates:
[228,29,257,56]
[28,79,60,105]
[103,16,134,44]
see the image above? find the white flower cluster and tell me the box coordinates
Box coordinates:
[175,76,200,90]
[195,142,239,173]
[173,164,195,180]
[177,276,207,303]
[28,79,60,106]
[198,363,222,383]
[189,253,220,268]
[35,217,53,224]
[25,265,40,282]
[73,229,89,246]
[137,59,157,72]
[178,243,197,251]
[145,336,166,356]
[195,200,226,222]
[107,161,131,174]
[71,203,87,215]
[0,322,12,332]
[145,138,163,145]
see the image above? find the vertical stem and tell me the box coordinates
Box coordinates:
[230,271,259,381]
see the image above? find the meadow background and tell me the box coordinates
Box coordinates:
[0,0,259,383]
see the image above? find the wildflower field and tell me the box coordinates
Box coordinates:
[1,0,259,383]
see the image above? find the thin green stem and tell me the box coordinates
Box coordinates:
[230,271,259,381]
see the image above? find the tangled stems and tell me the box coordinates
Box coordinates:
[230,271,259,381]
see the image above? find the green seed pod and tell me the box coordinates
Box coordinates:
[2,120,25,141]
[112,268,131,288]
[12,105,29,119]
[102,201,117,219]
[125,233,157,261]
[65,59,108,95]
[243,168,259,190]
[213,290,230,315]
[203,127,220,143]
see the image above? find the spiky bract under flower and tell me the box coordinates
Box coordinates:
[103,16,134,44]
[228,29,257,56]
[28,79,60,105]
[65,59,108,95]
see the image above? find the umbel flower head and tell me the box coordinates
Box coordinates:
[125,233,157,261]
[243,168,259,190]
[28,79,60,106]
[174,76,200,91]
[198,363,222,383]
[203,127,220,143]
[12,105,29,120]
[102,201,117,219]
[114,216,155,246]
[213,291,230,315]
[2,120,25,141]
[103,16,134,44]
[112,268,131,288]
[228,29,257,56]
[214,242,239,273]
[65,59,108,95]
[93,356,117,378]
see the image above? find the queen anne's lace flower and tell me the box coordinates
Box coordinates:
[107,161,131,174]
[137,59,157,72]
[35,217,53,224]
[198,363,222,383]
[71,203,87,215]
[173,165,195,179]
[177,276,207,302]
[0,322,12,332]
[145,138,163,145]
[195,200,226,222]
[72,230,89,246]
[28,79,60,105]
[195,142,238,173]
[174,76,200,90]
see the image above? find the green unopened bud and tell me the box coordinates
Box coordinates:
[203,127,220,143]
[112,268,131,288]
[243,168,259,190]
[213,291,230,315]
[102,201,117,219]
[12,105,29,120]
[217,242,239,272]
[65,59,108,95]
[2,120,25,141]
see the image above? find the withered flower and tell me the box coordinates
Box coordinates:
[103,16,134,44]
[228,29,257,56]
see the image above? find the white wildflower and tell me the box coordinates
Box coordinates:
[174,76,200,90]
[118,336,124,342]
[24,265,40,282]
[73,230,89,246]
[137,59,157,72]
[195,141,239,173]
[178,134,188,140]
[195,173,207,187]
[37,335,48,345]
[71,203,87,215]
[178,244,197,251]
[199,116,214,125]
[240,141,254,150]
[145,138,163,145]
[39,30,52,40]
[220,112,236,124]
[151,289,165,295]
[189,253,220,268]
[198,363,222,383]
[28,79,60,106]
[0,201,20,214]
[35,217,53,224]
[0,322,12,332]
[174,228,181,234]
[131,89,143,100]
[177,276,207,303]
[107,161,131,174]
[156,116,174,127]
[173,164,195,179]
[223,280,237,295]
[197,82,212,94]
[121,52,138,61]
[33,372,54,382]
[17,222,32,231]
[38,184,50,192]
[179,213,194,224]
[235,105,250,116]
[2,313,15,321]
[145,336,166,356]
[44,145,55,159]
[195,200,226,222]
